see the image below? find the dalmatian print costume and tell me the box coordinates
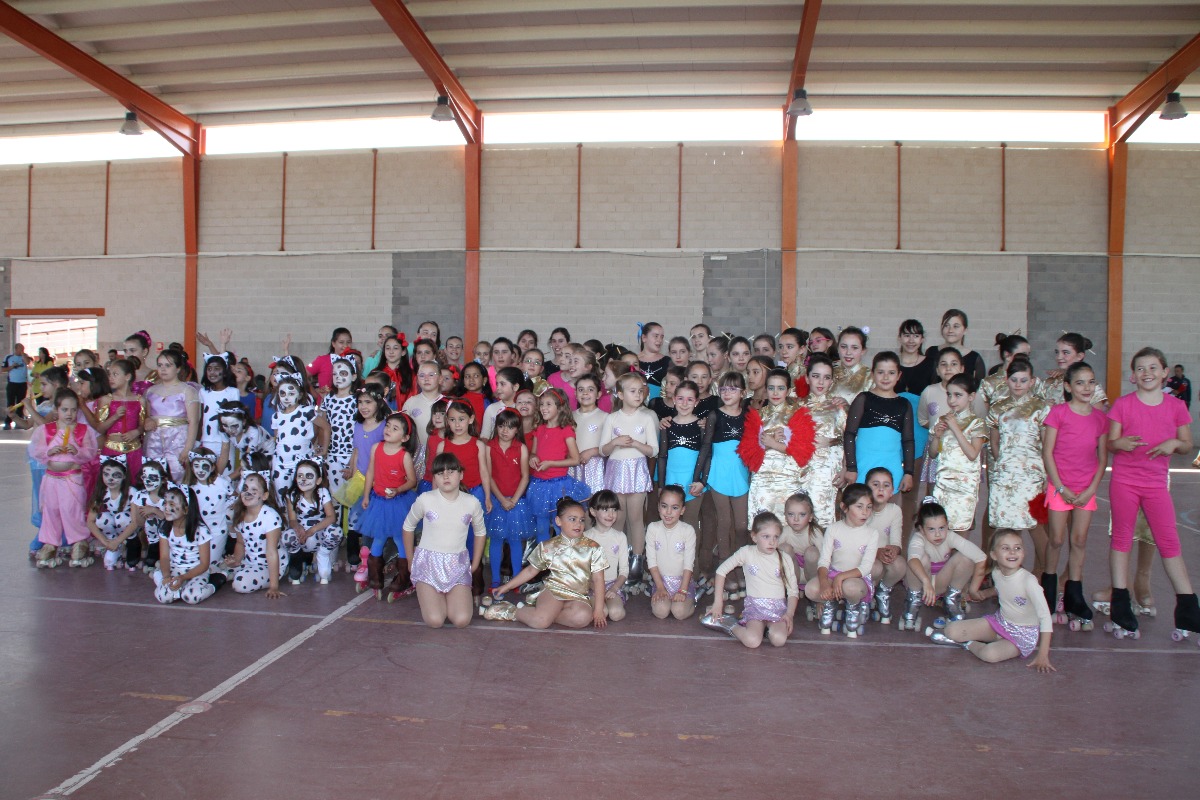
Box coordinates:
[192,475,236,569]
[154,525,217,605]
[271,404,319,503]
[224,424,274,475]
[199,385,239,454]
[231,505,288,594]
[321,393,357,497]
[133,488,169,549]
[281,487,342,579]
[93,490,134,569]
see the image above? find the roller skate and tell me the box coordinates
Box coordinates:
[1062,580,1094,632]
[901,588,923,631]
[1041,573,1062,624]
[804,599,817,622]
[818,600,836,635]
[626,553,645,596]
[1102,587,1140,640]
[287,553,306,585]
[873,583,893,625]
[352,546,370,592]
[481,600,522,621]
[937,587,966,628]
[925,627,969,649]
[839,600,865,638]
[367,555,385,600]
[36,543,61,568]
[68,541,94,568]
[384,558,415,603]
[1170,593,1200,648]
[700,611,738,638]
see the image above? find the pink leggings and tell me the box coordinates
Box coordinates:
[1109,480,1180,558]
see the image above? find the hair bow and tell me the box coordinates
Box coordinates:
[201,351,233,366]
[186,450,215,463]
[861,326,871,335]
[334,352,358,369]
[269,355,288,369]
[636,321,645,342]
[308,455,325,467]
[278,372,305,385]
[397,332,408,349]
[240,470,271,490]
[100,454,128,468]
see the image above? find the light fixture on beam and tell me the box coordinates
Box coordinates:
[1160,92,1188,121]
[119,110,142,135]
[786,88,812,117]
[431,95,455,122]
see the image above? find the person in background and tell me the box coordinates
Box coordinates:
[1166,365,1191,411]
[3,342,32,430]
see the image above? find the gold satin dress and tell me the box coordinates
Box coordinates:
[747,400,806,527]
[831,362,873,405]
[986,393,1050,529]
[526,534,608,607]
[931,409,987,531]
[797,392,847,528]
[1038,375,1107,408]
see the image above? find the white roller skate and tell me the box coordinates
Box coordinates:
[925,627,969,649]
[840,600,865,638]
[36,543,61,568]
[68,541,94,568]
[818,600,836,635]
[901,588,923,631]
[873,583,893,625]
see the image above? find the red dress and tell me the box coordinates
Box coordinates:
[440,437,483,489]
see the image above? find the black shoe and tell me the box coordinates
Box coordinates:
[1174,593,1200,634]
[208,573,227,593]
[287,558,304,584]
[1040,572,1058,610]
[1111,587,1139,633]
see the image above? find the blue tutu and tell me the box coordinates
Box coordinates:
[485,497,534,542]
[359,489,416,555]
[526,474,593,515]
[707,440,750,496]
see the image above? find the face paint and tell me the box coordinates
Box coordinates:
[192,458,215,481]
[277,383,300,408]
[141,468,163,492]
[220,415,245,438]
[332,363,354,389]
[102,465,125,490]
[296,467,318,491]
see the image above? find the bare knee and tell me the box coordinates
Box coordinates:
[767,628,788,647]
[606,601,626,622]
[651,601,671,619]
[671,600,695,620]
[448,610,473,628]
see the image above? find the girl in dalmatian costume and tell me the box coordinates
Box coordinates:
[216,400,274,481]
[280,458,340,584]
[224,471,288,597]
[86,454,140,570]
[131,460,171,574]
[195,335,240,462]
[153,485,226,605]
[320,355,359,502]
[183,447,236,572]
[270,374,331,505]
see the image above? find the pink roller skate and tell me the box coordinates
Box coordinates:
[352,546,370,593]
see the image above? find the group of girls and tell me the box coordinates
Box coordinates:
[19,314,1197,663]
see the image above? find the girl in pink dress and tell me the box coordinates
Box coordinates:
[143,350,200,482]
[98,358,147,479]
[28,389,99,568]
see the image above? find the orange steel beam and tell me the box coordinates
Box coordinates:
[464,138,482,348]
[182,153,200,357]
[781,139,798,329]
[6,308,105,317]
[0,1,201,158]
[370,0,481,144]
[1106,142,1128,400]
[1108,31,1200,146]
[783,0,823,141]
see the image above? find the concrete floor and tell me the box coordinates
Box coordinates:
[2,433,1198,800]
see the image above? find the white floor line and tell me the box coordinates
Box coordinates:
[41,590,372,797]
[35,595,327,620]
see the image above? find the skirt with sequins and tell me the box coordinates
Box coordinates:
[604,458,652,494]
[410,547,471,594]
[527,475,594,516]
[986,611,1039,658]
[569,455,606,495]
[741,595,787,624]
[660,574,696,597]
[828,567,874,604]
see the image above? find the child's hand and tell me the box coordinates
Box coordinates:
[1028,654,1056,674]
[899,475,913,492]
[830,574,846,600]
[342,466,352,479]
[484,497,493,514]
[361,495,370,509]
[615,434,634,447]
[651,587,669,604]
[815,435,833,448]
[922,582,938,606]
[783,614,794,636]
[671,591,688,604]
[932,419,948,436]
[1072,488,1094,507]
[143,418,158,432]
[265,586,285,600]
[880,545,900,564]
[528,456,542,472]
[593,607,607,629]
[110,405,126,420]
[1147,438,1182,459]
[688,482,705,498]
[1111,434,1143,452]
[818,577,834,601]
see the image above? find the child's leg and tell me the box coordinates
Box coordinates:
[1046,509,1069,578]
[1029,523,1049,578]
[516,595,564,629]
[1108,480,1139,587]
[232,564,269,593]
[1134,538,1156,607]
[766,619,790,647]
[621,492,647,554]
[709,490,735,566]
[903,555,932,591]
[802,546,820,584]
[803,581,824,603]
[690,497,714,577]
[444,585,474,628]
[507,536,525,584]
[1065,508,1093,582]
[840,577,867,604]
[943,617,996,643]
[967,638,1022,663]
[181,576,216,604]
[489,534,506,588]
[878,555,906,588]
[733,619,766,648]
[939,553,975,593]
[670,594,695,620]
[554,599,595,629]
[650,594,672,619]
[730,492,749,549]
[605,594,626,621]
[414,583,449,627]
[1139,484,1195,594]
[103,546,121,569]
[154,581,177,604]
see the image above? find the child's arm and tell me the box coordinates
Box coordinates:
[215,439,231,476]
[157,536,170,576]
[285,498,303,539]
[1147,422,1192,460]
[674,528,696,603]
[401,496,423,561]
[166,537,212,591]
[224,529,245,567]
[312,494,337,537]
[475,439,492,513]
[312,412,331,457]
[599,414,623,457]
[361,445,378,509]
[1028,632,1055,674]
[947,414,984,461]
[181,387,201,467]
[590,569,607,629]
[485,446,505,507]
[345,446,359,479]
[655,427,669,487]
[496,564,541,596]
[1040,425,1075,505]
[512,443,530,502]
[469,498,487,573]
[399,452,417,493]
[1108,417,1141,452]
[265,526,284,599]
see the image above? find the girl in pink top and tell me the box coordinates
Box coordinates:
[29,389,99,568]
[1041,361,1108,632]
[1105,347,1198,642]
[527,388,590,542]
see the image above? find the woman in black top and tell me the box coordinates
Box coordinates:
[843,351,915,492]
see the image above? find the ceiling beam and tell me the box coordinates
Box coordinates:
[1107,30,1200,145]
[784,0,822,140]
[0,0,200,156]
[370,0,480,143]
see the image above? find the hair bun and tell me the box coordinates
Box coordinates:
[994,332,1008,346]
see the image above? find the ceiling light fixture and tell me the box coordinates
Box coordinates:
[430,96,455,122]
[118,111,142,135]
[1160,92,1188,121]
[786,88,812,117]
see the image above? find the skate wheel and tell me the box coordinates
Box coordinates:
[1069,619,1081,632]
[933,617,947,630]
[870,610,880,622]
[845,630,857,639]
[1092,602,1110,616]
[1172,629,1187,642]
[1143,606,1158,618]
[1054,612,1068,625]
[879,617,890,626]
[373,589,383,600]
[805,607,816,621]
[355,583,365,594]
[923,626,935,637]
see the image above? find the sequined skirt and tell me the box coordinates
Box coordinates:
[661,574,696,597]
[741,595,787,624]
[410,547,471,594]
[604,457,652,494]
[986,611,1039,658]
[485,497,534,541]
[569,455,606,495]
[527,474,594,515]
[828,567,874,603]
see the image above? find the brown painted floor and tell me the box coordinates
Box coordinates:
[2,434,1198,800]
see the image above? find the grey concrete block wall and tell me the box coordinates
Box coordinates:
[1026,254,1108,387]
[702,249,782,337]
[393,251,465,342]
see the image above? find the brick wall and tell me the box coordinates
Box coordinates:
[797,144,896,250]
[482,146,577,249]
[703,251,781,336]
[199,155,283,253]
[393,251,464,342]
[1126,149,1200,256]
[29,164,106,257]
[283,152,374,252]
[682,145,780,249]
[108,159,185,255]
[580,146,678,249]
[0,167,30,257]
[900,146,1003,252]
[1026,255,1108,387]
[375,148,465,250]
[1006,148,1107,254]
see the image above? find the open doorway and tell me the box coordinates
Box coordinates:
[16,318,98,365]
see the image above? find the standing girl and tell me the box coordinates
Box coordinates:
[194,334,239,457]
[703,512,799,648]
[636,322,671,401]
[343,385,388,573]
[455,361,492,422]
[281,458,340,585]
[739,369,816,526]
[321,356,360,503]
[123,330,157,394]
[154,487,225,605]
[930,374,988,534]
[224,473,287,598]
[938,309,986,388]
[87,456,139,570]
[896,319,937,397]
[402,453,487,629]
[831,327,873,405]
[436,398,492,598]
[657,379,705,533]
[986,357,1050,565]
[776,327,809,397]
[976,334,1035,416]
[797,354,846,528]
[692,371,751,578]
[401,360,445,477]
[270,374,331,503]
[1041,332,1108,408]
[728,336,753,380]
[379,334,416,410]
[360,413,418,599]
[480,366,526,439]
[1104,347,1198,641]
[528,388,589,540]
[142,350,200,481]
[28,389,99,568]
[1041,361,1108,630]
[183,448,236,572]
[570,374,608,494]
[804,483,878,638]
[600,373,660,587]
[484,409,532,593]
[843,352,915,492]
[927,530,1055,673]
[745,355,774,411]
[307,327,353,398]
[668,336,692,368]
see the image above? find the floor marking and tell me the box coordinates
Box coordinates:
[36,595,327,620]
[120,692,189,703]
[41,591,372,797]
